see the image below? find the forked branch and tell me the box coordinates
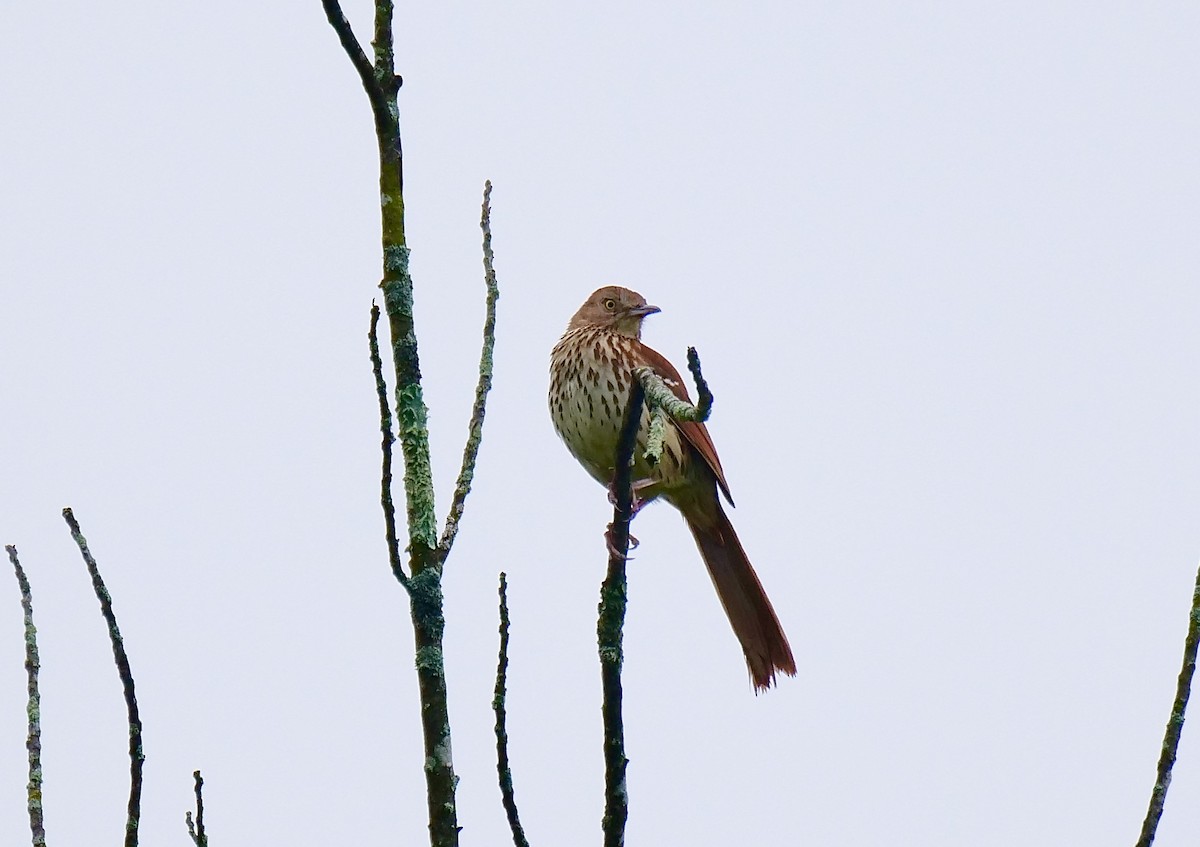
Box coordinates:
[186,770,208,847]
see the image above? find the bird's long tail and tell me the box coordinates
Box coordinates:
[683,501,796,692]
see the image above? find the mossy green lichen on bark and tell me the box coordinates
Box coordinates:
[8,545,46,847]
[379,252,440,559]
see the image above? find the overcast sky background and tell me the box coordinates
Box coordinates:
[3,2,1200,844]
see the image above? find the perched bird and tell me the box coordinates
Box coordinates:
[549,285,796,691]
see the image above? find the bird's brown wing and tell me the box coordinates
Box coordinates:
[637,342,735,505]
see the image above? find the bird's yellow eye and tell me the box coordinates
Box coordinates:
[603,298,617,311]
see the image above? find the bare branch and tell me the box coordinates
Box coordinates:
[493,573,530,847]
[439,181,500,559]
[1136,563,1200,846]
[185,770,208,847]
[320,0,394,135]
[598,380,644,847]
[370,302,409,588]
[62,508,143,847]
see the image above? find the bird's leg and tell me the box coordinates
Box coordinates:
[606,477,654,517]
[630,478,656,513]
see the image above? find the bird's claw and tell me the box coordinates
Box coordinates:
[604,524,640,560]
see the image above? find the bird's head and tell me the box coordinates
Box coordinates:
[568,286,661,338]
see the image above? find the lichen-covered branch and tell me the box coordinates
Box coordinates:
[323,2,463,842]
[7,544,46,847]
[322,0,427,571]
[439,181,500,560]
[598,380,645,847]
[633,346,711,465]
[382,247,440,570]
[185,770,208,847]
[62,508,143,847]
[1136,563,1200,846]
[493,573,530,847]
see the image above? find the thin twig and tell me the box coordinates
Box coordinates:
[1136,563,1200,846]
[186,770,208,847]
[493,573,530,847]
[7,545,46,847]
[598,380,645,847]
[370,302,409,588]
[684,347,713,415]
[62,508,143,847]
[439,181,500,558]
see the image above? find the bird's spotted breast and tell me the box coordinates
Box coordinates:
[549,327,690,497]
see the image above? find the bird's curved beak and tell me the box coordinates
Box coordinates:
[629,304,661,318]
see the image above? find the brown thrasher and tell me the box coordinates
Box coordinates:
[549,285,796,691]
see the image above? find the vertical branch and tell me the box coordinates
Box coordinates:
[321,0,430,572]
[383,246,439,569]
[7,545,46,847]
[371,0,404,210]
[319,0,403,221]
[598,381,645,847]
[1136,562,1200,846]
[406,564,457,847]
[185,770,208,847]
[493,573,530,847]
[62,508,143,847]
[361,0,433,579]
[438,180,500,559]
[324,4,462,844]
[370,302,408,587]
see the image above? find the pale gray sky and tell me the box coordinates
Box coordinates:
[3,2,1200,845]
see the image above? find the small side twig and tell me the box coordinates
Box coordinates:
[62,508,143,847]
[598,380,645,847]
[633,346,711,464]
[439,180,500,560]
[493,573,530,847]
[7,544,46,847]
[1136,562,1200,846]
[370,302,409,588]
[185,770,207,847]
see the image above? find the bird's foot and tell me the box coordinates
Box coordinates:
[604,524,640,560]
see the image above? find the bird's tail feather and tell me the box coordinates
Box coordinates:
[684,503,796,692]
